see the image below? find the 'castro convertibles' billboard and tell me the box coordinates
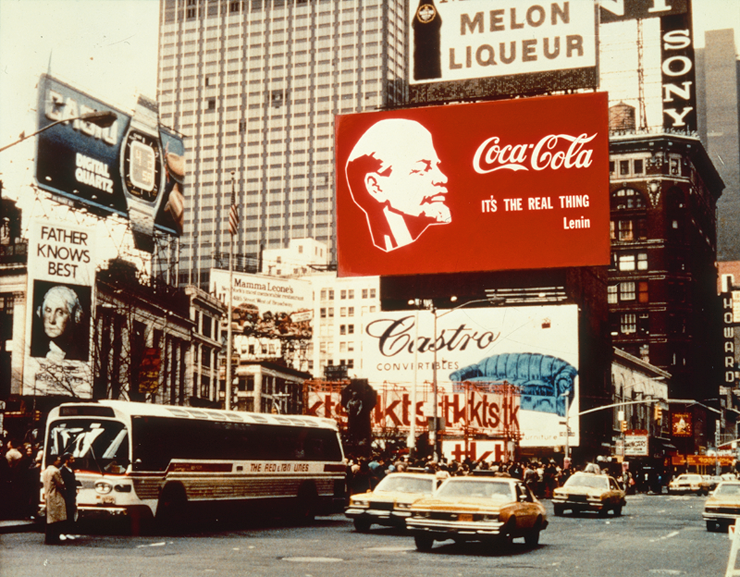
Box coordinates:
[335,92,609,277]
[308,304,579,450]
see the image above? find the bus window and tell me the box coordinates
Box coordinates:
[46,419,130,474]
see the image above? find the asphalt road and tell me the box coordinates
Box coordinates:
[0,494,733,577]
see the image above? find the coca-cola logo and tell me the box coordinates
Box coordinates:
[473,133,597,174]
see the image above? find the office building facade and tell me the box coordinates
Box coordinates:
[157,0,407,289]
[696,28,740,263]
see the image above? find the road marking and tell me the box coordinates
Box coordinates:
[649,531,680,543]
[365,546,415,552]
[137,542,167,548]
[283,557,343,563]
[649,570,683,575]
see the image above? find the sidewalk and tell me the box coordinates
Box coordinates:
[0,519,41,534]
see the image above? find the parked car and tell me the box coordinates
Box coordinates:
[703,481,740,532]
[405,475,548,551]
[704,475,722,492]
[552,472,626,516]
[345,472,439,532]
[668,473,710,495]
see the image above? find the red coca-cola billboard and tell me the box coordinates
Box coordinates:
[335,92,609,277]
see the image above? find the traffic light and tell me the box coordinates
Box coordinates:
[654,404,663,423]
[620,420,627,433]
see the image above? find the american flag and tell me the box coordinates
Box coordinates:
[228,175,239,236]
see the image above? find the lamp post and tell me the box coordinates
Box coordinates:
[431,302,439,462]
[409,296,498,462]
[0,110,118,154]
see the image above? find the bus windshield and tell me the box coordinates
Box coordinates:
[46,419,130,474]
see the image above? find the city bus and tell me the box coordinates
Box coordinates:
[41,400,346,530]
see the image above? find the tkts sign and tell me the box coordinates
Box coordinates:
[335,92,609,277]
[306,386,520,437]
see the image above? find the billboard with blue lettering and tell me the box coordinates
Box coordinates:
[35,74,185,252]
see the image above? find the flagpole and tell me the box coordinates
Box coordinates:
[225,171,236,410]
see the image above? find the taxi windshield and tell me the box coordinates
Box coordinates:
[46,419,130,474]
[565,475,609,490]
[375,475,433,495]
[437,480,514,500]
[715,484,740,496]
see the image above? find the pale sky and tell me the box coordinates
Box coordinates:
[0,0,739,181]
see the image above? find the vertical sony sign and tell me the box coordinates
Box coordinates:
[660,7,696,132]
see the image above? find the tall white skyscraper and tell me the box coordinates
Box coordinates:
[157,0,408,288]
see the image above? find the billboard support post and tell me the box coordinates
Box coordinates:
[408,309,420,456]
[561,391,570,460]
[225,173,235,411]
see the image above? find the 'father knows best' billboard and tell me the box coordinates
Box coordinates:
[335,92,609,277]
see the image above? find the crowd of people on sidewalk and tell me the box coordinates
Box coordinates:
[347,454,582,498]
[1,438,78,544]
[0,439,43,521]
[345,453,691,499]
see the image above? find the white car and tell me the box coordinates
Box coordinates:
[668,474,710,495]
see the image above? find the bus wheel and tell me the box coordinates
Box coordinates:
[157,484,188,533]
[295,483,318,524]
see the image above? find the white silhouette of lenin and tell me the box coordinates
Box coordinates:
[345,118,450,252]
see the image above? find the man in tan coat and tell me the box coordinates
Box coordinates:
[42,455,66,544]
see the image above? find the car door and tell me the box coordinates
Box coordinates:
[514,483,539,530]
[608,477,621,505]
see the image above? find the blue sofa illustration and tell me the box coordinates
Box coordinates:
[449,352,577,417]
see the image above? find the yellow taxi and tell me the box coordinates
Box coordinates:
[344,472,439,532]
[552,472,626,516]
[703,481,740,532]
[405,475,548,551]
[668,473,710,495]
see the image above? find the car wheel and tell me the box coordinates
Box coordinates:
[353,518,371,533]
[613,505,622,517]
[598,507,608,517]
[414,534,434,552]
[524,518,542,547]
[553,504,564,516]
[497,518,515,547]
[707,521,720,532]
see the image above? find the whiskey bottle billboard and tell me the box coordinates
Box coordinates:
[412,0,442,81]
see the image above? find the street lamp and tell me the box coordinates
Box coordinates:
[0,110,118,154]
[409,295,501,462]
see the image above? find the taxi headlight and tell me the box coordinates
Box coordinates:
[95,481,113,495]
[396,502,412,510]
[351,499,369,508]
